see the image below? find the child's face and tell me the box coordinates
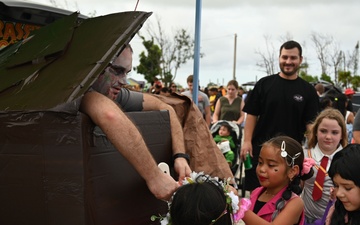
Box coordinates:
[333,174,360,212]
[256,145,290,190]
[218,126,230,137]
[316,118,342,154]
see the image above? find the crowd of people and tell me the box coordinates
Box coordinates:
[83,39,360,225]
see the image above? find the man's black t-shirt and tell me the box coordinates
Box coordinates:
[243,74,320,147]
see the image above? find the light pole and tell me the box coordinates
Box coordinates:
[233,33,237,80]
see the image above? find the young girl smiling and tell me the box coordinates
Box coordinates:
[241,135,314,225]
[302,108,348,224]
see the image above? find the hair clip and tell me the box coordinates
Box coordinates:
[288,152,301,167]
[281,141,300,167]
[280,141,287,158]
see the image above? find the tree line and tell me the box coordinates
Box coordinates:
[255,32,360,89]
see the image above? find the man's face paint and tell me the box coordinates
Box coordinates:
[92,47,132,100]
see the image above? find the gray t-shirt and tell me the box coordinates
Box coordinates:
[181,90,210,117]
[115,88,143,112]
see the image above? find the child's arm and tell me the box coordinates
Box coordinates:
[241,197,304,225]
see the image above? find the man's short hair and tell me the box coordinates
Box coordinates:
[187,75,193,83]
[279,40,302,57]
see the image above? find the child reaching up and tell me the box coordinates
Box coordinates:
[302,108,348,225]
[241,136,314,225]
[213,123,236,166]
[326,144,360,225]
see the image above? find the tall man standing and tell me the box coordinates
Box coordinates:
[240,40,320,191]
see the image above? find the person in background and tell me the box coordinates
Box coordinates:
[148,78,162,94]
[332,93,354,143]
[344,88,355,114]
[181,75,211,126]
[213,123,236,167]
[352,108,360,143]
[219,85,227,96]
[204,87,210,97]
[212,79,244,143]
[160,87,171,97]
[208,87,219,116]
[315,83,325,97]
[241,40,320,192]
[238,86,246,97]
[169,82,178,94]
[326,144,360,225]
[302,108,347,225]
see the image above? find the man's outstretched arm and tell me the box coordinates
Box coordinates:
[80,91,179,200]
[142,94,192,181]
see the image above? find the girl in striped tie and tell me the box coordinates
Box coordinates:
[302,108,348,225]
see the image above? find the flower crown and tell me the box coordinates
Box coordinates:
[151,171,251,225]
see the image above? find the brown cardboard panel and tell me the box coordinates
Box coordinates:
[0,110,172,225]
[85,111,171,225]
[0,111,85,225]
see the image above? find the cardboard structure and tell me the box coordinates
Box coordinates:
[0,8,235,225]
[0,10,171,225]
[0,110,171,225]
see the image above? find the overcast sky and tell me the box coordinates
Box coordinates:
[29,0,360,88]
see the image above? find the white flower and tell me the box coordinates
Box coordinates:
[160,213,170,225]
[227,191,240,213]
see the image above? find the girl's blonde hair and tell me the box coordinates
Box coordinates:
[307,108,347,149]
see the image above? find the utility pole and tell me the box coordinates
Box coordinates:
[233,33,237,80]
[192,0,202,105]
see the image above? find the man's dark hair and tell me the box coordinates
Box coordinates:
[279,40,302,57]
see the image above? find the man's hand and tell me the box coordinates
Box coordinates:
[174,158,192,182]
[240,141,253,161]
[145,169,179,201]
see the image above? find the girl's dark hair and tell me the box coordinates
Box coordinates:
[329,144,360,225]
[170,175,232,225]
[263,136,314,221]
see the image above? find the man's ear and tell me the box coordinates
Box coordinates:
[288,165,300,181]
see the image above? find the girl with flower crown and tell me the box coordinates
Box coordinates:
[241,135,314,225]
[302,108,347,225]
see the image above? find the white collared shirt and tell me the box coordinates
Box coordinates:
[311,143,343,171]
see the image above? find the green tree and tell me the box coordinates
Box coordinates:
[299,70,318,83]
[207,82,217,88]
[298,61,319,83]
[351,75,360,90]
[338,70,352,88]
[320,73,332,83]
[134,36,162,84]
[136,17,197,87]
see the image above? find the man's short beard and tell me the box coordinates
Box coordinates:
[281,69,298,76]
[280,65,299,76]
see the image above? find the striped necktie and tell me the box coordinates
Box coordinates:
[312,156,329,201]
